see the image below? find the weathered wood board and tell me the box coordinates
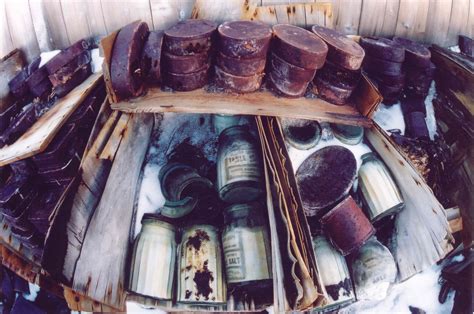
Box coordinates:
[72,114,153,310]
[0,73,102,167]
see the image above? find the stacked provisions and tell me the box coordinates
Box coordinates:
[312,26,365,105]
[163,20,217,91]
[268,24,327,98]
[216,21,272,93]
[359,37,405,105]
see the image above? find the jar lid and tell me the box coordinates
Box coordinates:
[223,202,264,224]
[331,124,364,145]
[218,124,253,142]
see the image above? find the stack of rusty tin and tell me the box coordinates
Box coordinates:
[360,37,405,105]
[312,26,365,105]
[215,21,271,93]
[268,24,327,98]
[162,20,217,91]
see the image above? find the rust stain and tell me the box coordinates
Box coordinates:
[186,229,210,251]
[193,259,214,301]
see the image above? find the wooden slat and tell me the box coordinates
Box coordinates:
[0,0,14,58]
[358,0,387,36]
[99,0,153,34]
[0,73,102,167]
[111,87,373,127]
[40,0,71,49]
[304,3,333,28]
[424,0,453,46]
[446,0,470,46]
[60,0,93,44]
[149,0,195,30]
[395,0,430,41]
[468,0,474,37]
[334,0,362,34]
[4,0,40,61]
[72,114,153,310]
[252,5,279,24]
[379,0,401,37]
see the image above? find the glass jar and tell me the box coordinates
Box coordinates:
[177,224,226,304]
[217,125,263,204]
[213,114,242,135]
[330,123,364,145]
[128,214,176,300]
[358,153,404,223]
[222,202,272,292]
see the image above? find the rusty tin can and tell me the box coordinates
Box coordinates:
[222,202,272,291]
[358,153,404,223]
[320,195,375,256]
[177,224,226,304]
[312,234,355,307]
[129,214,176,300]
[217,125,263,204]
[280,118,321,150]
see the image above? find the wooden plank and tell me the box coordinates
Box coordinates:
[81,0,108,38]
[424,0,453,46]
[149,0,195,30]
[39,0,71,49]
[63,286,121,312]
[304,3,333,28]
[379,0,401,37]
[99,0,153,34]
[446,0,469,46]
[60,0,93,44]
[99,113,130,160]
[395,0,430,41]
[72,114,154,310]
[4,0,40,61]
[192,0,255,22]
[0,73,103,167]
[334,0,362,34]
[358,0,387,36]
[272,4,307,27]
[252,5,279,24]
[111,87,373,127]
[366,124,453,280]
[0,0,14,58]
[468,0,474,37]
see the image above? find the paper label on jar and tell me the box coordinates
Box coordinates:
[222,227,271,283]
[221,148,260,185]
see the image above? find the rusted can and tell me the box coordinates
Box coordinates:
[129,214,176,300]
[177,224,226,304]
[159,162,214,218]
[358,153,404,223]
[222,202,272,291]
[351,238,397,300]
[320,195,375,256]
[330,123,364,145]
[212,114,242,135]
[312,234,355,308]
[280,118,321,150]
[217,125,263,204]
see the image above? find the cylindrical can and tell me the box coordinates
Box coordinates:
[213,114,242,135]
[320,195,375,256]
[351,238,397,301]
[217,125,263,204]
[312,235,355,307]
[330,123,364,145]
[222,203,272,291]
[129,214,176,300]
[177,224,226,304]
[358,153,404,223]
[280,118,321,150]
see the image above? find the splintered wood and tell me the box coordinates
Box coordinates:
[0,73,102,167]
[72,114,153,310]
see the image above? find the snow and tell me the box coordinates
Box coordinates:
[425,81,438,140]
[373,102,406,135]
[90,48,103,74]
[39,50,60,67]
[449,45,461,53]
[126,301,166,313]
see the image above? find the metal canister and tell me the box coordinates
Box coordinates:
[330,123,364,145]
[280,118,321,150]
[213,114,243,134]
[312,235,355,308]
[177,224,226,304]
[129,214,176,300]
[217,125,263,204]
[358,153,404,223]
[159,162,214,218]
[222,203,272,291]
[320,195,375,256]
[351,238,397,301]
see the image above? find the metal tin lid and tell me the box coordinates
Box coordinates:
[331,124,364,145]
[223,202,266,224]
[141,213,177,229]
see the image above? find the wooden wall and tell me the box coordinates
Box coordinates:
[1,0,473,62]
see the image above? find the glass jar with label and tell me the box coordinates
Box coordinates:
[222,202,272,293]
[213,114,242,135]
[129,214,176,300]
[217,125,263,204]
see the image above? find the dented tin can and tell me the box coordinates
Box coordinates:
[177,224,226,304]
[351,238,397,301]
[280,118,321,150]
[212,114,242,135]
[222,202,272,291]
[312,234,355,308]
[320,195,375,256]
[217,125,263,204]
[129,214,176,300]
[358,153,404,223]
